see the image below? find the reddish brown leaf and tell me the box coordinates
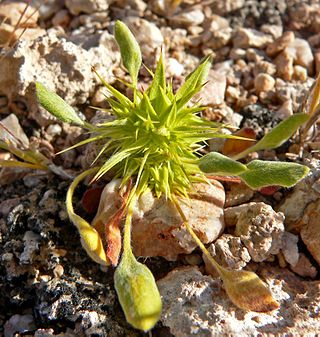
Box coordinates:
[259,185,279,196]
[222,127,256,156]
[81,186,104,214]
[105,179,132,266]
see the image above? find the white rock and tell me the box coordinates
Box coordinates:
[193,70,227,106]
[233,28,273,49]
[279,166,320,231]
[0,113,29,148]
[211,0,244,15]
[19,231,41,264]
[65,0,112,15]
[171,9,205,27]
[275,99,293,120]
[158,266,320,336]
[286,38,314,74]
[0,33,117,126]
[166,57,184,77]
[281,232,299,267]
[123,17,164,60]
[235,202,285,262]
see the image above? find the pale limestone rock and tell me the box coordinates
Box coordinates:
[193,70,227,106]
[0,113,29,148]
[293,65,308,81]
[266,31,295,57]
[94,179,225,261]
[290,253,317,279]
[275,99,293,120]
[275,49,294,81]
[171,9,205,27]
[19,231,41,264]
[158,266,320,336]
[123,17,163,60]
[233,28,273,49]
[224,183,254,208]
[132,181,225,260]
[279,166,320,232]
[211,0,244,15]
[65,0,112,15]
[254,73,275,94]
[235,202,285,262]
[166,58,184,77]
[281,232,299,267]
[300,199,320,266]
[253,60,276,76]
[0,33,116,126]
[205,28,233,50]
[0,2,39,27]
[286,38,314,74]
[204,234,251,276]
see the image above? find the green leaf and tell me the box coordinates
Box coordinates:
[239,160,310,189]
[198,152,248,175]
[233,113,309,160]
[148,50,166,101]
[36,82,84,126]
[176,55,212,101]
[114,20,142,86]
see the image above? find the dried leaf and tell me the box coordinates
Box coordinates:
[81,187,104,214]
[221,269,279,312]
[66,168,110,266]
[222,127,256,156]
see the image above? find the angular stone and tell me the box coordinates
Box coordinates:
[93,179,225,261]
[233,28,273,49]
[65,0,112,15]
[300,199,320,266]
[123,17,163,61]
[158,266,320,336]
[235,202,285,262]
[203,234,251,276]
[286,38,314,74]
[275,49,294,81]
[266,31,295,57]
[132,181,225,260]
[0,33,117,126]
[279,166,320,232]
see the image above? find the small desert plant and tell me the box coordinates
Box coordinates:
[34,21,309,332]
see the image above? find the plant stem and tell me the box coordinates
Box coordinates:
[122,190,137,260]
[172,197,227,277]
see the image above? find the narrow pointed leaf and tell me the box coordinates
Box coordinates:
[239,160,310,189]
[233,113,309,160]
[148,50,166,101]
[36,82,84,126]
[176,55,212,101]
[114,20,142,85]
